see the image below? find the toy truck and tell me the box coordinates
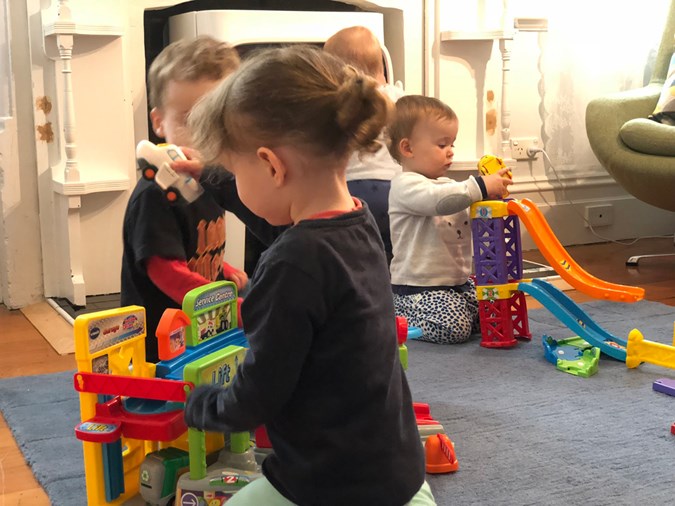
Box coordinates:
[139,447,190,506]
[136,140,204,203]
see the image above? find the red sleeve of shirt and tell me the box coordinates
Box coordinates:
[221,261,239,279]
[147,256,210,305]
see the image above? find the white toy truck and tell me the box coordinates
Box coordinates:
[136,140,204,203]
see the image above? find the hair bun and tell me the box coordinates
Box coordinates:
[335,67,389,154]
[335,68,367,130]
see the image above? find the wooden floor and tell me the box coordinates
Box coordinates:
[523,237,675,307]
[0,304,75,505]
[0,237,673,504]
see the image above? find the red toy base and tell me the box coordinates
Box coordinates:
[480,339,518,348]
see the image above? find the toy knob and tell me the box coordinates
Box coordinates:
[395,316,408,345]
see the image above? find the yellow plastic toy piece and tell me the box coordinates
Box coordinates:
[476,283,521,301]
[74,306,228,505]
[626,324,675,370]
[470,200,509,219]
[477,155,512,197]
[74,306,153,506]
[478,154,511,177]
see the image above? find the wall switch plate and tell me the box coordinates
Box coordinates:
[584,204,614,227]
[510,137,539,160]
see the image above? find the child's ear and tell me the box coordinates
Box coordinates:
[256,147,287,187]
[150,108,165,139]
[398,138,414,159]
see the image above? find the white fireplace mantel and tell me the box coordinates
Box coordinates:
[32,0,135,305]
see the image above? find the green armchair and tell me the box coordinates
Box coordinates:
[586,0,675,264]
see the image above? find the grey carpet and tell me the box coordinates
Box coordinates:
[1,299,674,506]
[0,370,84,506]
[407,299,675,506]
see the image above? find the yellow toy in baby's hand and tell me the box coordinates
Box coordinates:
[477,155,513,197]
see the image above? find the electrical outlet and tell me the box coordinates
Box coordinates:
[510,137,539,160]
[584,204,614,227]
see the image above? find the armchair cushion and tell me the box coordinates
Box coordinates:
[586,84,675,212]
[620,118,675,156]
[648,52,675,125]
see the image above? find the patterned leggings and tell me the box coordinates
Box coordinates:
[393,279,480,344]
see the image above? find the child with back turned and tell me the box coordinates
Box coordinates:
[324,26,405,264]
[388,95,512,344]
[121,36,274,363]
[183,46,435,506]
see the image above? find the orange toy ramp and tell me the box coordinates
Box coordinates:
[507,198,644,303]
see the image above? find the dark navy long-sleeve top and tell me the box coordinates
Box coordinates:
[185,204,425,506]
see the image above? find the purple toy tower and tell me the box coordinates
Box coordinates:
[471,200,531,348]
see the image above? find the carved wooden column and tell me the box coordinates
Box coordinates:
[499,36,513,159]
[56,1,80,182]
[52,0,85,304]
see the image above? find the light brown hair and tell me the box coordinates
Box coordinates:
[189,45,391,164]
[387,95,458,163]
[323,26,385,81]
[147,36,240,109]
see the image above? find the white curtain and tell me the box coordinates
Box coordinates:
[0,0,12,122]
[537,0,670,174]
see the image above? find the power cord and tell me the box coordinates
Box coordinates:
[525,146,670,246]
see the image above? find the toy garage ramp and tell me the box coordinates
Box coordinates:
[507,198,644,303]
[518,279,628,361]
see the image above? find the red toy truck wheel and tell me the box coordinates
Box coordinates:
[165,188,179,203]
[142,166,156,181]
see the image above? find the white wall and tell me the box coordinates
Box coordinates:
[131,0,425,145]
[26,0,136,306]
[0,1,44,308]
[0,0,423,307]
[433,0,674,248]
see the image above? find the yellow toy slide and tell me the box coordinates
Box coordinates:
[507,198,644,303]
[626,324,675,370]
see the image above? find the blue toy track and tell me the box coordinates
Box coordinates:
[518,278,627,361]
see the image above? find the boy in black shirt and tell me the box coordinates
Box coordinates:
[184,47,435,505]
[121,36,274,362]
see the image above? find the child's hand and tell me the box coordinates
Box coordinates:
[483,168,513,199]
[184,384,225,432]
[223,262,249,291]
[170,146,204,180]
